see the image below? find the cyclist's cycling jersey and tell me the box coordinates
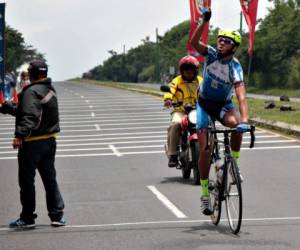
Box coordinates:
[200,46,244,102]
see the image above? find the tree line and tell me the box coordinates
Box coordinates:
[84,0,300,89]
[5,25,45,74]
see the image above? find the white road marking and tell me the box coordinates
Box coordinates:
[60,112,166,119]
[89,105,94,109]
[1,216,300,231]
[80,95,84,98]
[109,145,122,157]
[95,124,101,131]
[91,112,95,117]
[59,107,162,113]
[85,100,89,103]
[147,185,187,219]
[0,138,294,149]
[60,103,160,111]
[0,131,166,142]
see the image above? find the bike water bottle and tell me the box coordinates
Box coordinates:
[216,159,224,184]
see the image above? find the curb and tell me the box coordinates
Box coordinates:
[249,117,300,137]
[70,80,300,138]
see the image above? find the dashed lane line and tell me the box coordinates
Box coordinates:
[109,145,123,157]
[147,185,187,219]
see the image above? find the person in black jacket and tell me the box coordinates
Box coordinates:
[0,60,65,229]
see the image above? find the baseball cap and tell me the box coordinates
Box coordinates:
[28,60,48,74]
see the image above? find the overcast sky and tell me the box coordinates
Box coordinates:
[5,0,273,81]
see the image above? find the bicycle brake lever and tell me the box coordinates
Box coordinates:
[249,125,255,149]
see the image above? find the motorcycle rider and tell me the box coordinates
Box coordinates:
[164,56,203,168]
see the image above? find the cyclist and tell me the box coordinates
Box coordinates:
[164,56,203,168]
[191,9,250,215]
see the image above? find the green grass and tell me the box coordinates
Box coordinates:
[247,87,300,99]
[246,98,300,126]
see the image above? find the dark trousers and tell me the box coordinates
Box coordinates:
[18,138,64,222]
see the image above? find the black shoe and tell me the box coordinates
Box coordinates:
[9,218,35,229]
[168,155,178,168]
[51,217,66,227]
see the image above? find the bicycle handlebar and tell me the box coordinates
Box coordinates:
[210,125,256,149]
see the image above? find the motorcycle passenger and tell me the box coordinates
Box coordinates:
[191,8,250,215]
[164,56,203,168]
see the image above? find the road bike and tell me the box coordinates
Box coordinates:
[207,120,255,234]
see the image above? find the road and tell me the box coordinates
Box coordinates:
[0,81,300,250]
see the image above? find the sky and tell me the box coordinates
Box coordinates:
[4,0,273,81]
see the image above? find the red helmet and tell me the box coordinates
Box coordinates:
[179,55,200,70]
[179,56,200,81]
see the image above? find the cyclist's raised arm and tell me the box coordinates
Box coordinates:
[191,8,211,56]
[235,82,249,123]
[191,22,208,56]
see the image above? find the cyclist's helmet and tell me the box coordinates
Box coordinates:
[179,56,200,80]
[218,29,242,46]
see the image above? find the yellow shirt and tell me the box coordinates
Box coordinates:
[163,75,203,112]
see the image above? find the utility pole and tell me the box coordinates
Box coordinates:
[240,11,243,34]
[155,28,160,83]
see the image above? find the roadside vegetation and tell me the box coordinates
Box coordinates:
[83,0,300,93]
[5,25,45,73]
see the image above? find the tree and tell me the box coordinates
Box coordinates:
[5,25,45,73]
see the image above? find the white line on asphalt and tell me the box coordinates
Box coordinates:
[0,114,169,125]
[89,105,94,109]
[1,145,300,160]
[4,143,300,155]
[147,185,187,219]
[109,145,122,157]
[60,107,162,113]
[91,112,95,117]
[59,101,159,106]
[0,131,166,142]
[60,103,161,111]
[80,95,84,98]
[59,116,168,125]
[60,112,167,119]
[0,138,293,149]
[56,120,169,129]
[95,124,101,131]
[241,145,300,150]
[2,216,300,231]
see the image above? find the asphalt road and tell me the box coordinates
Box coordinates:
[0,81,300,250]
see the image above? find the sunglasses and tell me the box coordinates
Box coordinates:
[218,37,235,45]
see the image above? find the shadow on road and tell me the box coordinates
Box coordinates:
[160,176,196,186]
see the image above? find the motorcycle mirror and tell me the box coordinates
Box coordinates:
[160,85,171,93]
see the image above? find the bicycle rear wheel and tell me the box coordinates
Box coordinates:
[225,158,242,234]
[209,163,222,225]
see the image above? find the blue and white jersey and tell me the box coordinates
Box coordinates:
[200,46,244,102]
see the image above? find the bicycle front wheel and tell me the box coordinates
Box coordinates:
[208,162,222,225]
[225,158,243,234]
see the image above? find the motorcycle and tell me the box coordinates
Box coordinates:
[161,85,200,185]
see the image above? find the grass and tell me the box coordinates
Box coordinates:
[247,87,300,99]
[71,79,300,126]
[236,98,300,126]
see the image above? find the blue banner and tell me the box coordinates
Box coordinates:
[0,3,5,94]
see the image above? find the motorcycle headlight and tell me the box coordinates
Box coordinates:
[188,110,197,124]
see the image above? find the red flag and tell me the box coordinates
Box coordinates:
[0,90,4,104]
[187,0,211,63]
[240,0,259,57]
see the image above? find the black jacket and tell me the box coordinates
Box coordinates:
[0,78,60,139]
